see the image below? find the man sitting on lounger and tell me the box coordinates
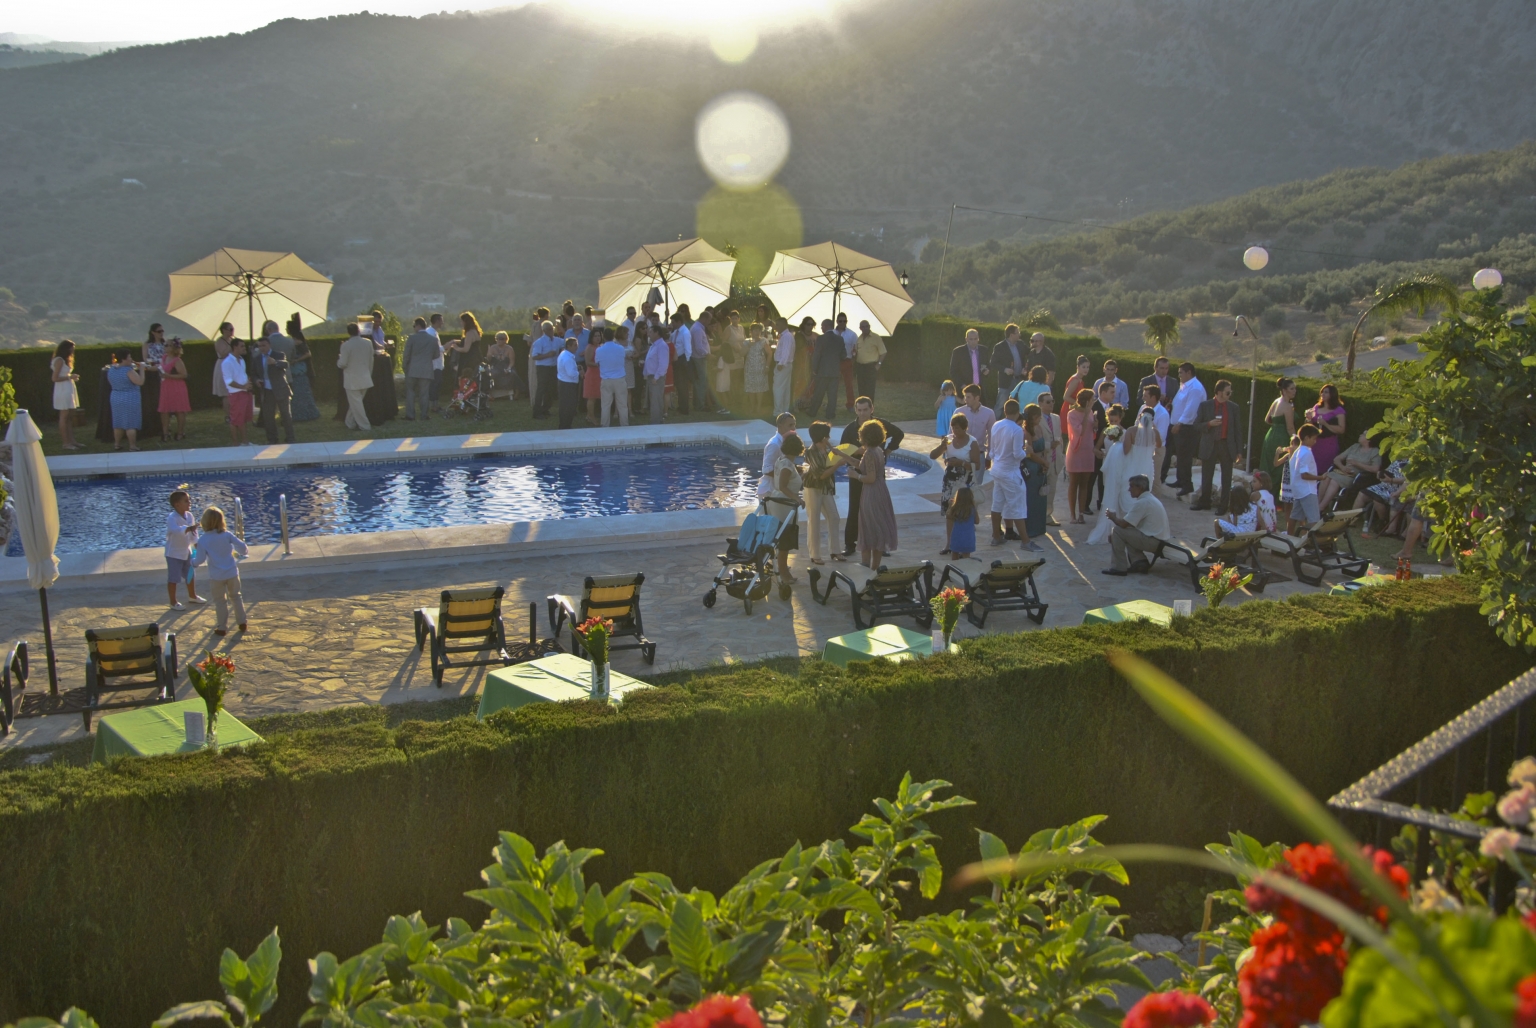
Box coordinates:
[1101,475,1170,576]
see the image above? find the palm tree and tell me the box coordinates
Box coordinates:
[1345,274,1460,380]
[1021,307,1059,332]
[1143,312,1180,357]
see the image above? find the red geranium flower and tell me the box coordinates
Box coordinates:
[656,995,763,1028]
[1245,843,1408,938]
[1238,922,1347,1028]
[1122,990,1215,1028]
[1516,974,1536,1028]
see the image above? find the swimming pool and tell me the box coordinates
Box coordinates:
[30,444,921,556]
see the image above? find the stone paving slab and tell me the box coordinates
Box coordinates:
[0,445,1368,752]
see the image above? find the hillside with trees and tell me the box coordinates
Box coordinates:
[1,0,1534,324]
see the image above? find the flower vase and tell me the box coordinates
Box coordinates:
[206,709,220,750]
[591,661,610,700]
[932,629,955,655]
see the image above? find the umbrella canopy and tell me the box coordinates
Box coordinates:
[3,410,58,592]
[597,239,736,318]
[758,242,914,337]
[167,248,332,340]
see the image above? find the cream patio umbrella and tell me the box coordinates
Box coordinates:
[758,242,913,337]
[166,248,333,341]
[3,410,60,691]
[597,239,736,321]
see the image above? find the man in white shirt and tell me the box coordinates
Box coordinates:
[336,322,376,431]
[1102,476,1170,574]
[427,312,447,413]
[668,313,694,415]
[642,324,670,425]
[959,384,995,515]
[221,339,254,445]
[530,320,561,419]
[1169,362,1207,497]
[595,328,630,427]
[987,399,1030,547]
[555,337,581,429]
[772,317,796,415]
[1139,382,1170,493]
[760,412,797,498]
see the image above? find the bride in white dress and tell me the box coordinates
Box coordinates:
[1087,407,1158,544]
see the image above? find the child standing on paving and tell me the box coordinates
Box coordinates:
[165,489,206,610]
[193,506,249,636]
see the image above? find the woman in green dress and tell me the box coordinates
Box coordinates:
[1259,376,1297,484]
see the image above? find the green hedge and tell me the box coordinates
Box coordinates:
[0,581,1526,1026]
[882,316,1103,385]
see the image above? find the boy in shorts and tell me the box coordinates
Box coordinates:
[165,489,206,609]
[1287,425,1323,531]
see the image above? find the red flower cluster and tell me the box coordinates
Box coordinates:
[1239,843,1409,1028]
[196,653,236,674]
[657,996,763,1028]
[1122,990,1215,1028]
[1515,974,1536,1028]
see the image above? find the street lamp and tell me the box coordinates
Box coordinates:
[899,269,910,290]
[1234,316,1261,469]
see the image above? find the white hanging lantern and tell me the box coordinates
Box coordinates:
[1243,246,1269,271]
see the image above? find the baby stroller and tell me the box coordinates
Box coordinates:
[442,362,493,421]
[703,500,799,614]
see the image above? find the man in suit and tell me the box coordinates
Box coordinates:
[840,395,905,556]
[253,334,295,443]
[809,319,845,421]
[989,323,1025,414]
[337,322,376,431]
[1139,356,1179,484]
[401,317,441,420]
[1191,378,1241,513]
[949,328,990,402]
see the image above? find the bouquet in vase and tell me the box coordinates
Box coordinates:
[930,587,967,650]
[187,652,235,743]
[1201,563,1253,607]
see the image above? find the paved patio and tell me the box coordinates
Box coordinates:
[0,425,1367,752]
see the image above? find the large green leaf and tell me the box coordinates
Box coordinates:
[667,898,712,979]
[152,1001,232,1028]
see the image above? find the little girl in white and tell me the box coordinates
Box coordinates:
[192,506,249,636]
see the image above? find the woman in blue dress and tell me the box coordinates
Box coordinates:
[287,318,321,421]
[107,350,146,451]
[1022,402,1049,545]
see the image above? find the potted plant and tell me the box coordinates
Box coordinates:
[186,652,235,747]
[1201,562,1253,608]
[930,587,966,653]
[574,617,613,699]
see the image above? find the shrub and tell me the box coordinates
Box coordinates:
[1260,305,1287,330]
[0,582,1522,1026]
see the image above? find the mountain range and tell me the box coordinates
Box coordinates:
[2,0,1534,324]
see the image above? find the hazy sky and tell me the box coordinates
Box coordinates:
[5,0,843,44]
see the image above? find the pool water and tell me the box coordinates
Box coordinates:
[30,445,919,555]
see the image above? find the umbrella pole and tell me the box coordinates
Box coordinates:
[246,273,255,343]
[39,587,57,694]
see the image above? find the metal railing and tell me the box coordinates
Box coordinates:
[279,493,291,555]
[232,496,246,539]
[1328,666,1536,908]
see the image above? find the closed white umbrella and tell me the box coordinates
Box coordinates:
[3,410,60,691]
[758,242,914,337]
[167,248,332,341]
[597,239,736,321]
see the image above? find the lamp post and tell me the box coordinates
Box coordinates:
[1233,316,1260,469]
[899,269,910,290]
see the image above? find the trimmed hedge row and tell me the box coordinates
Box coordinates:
[0,581,1526,1026]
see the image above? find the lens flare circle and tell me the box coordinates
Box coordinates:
[696,91,790,191]
[1473,267,1503,290]
[710,24,758,63]
[1243,246,1269,271]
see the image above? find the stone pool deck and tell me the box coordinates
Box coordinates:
[0,424,1378,752]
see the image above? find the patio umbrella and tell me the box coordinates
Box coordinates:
[166,248,333,341]
[3,410,59,692]
[597,239,736,320]
[758,242,914,337]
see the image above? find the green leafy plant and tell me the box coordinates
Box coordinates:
[929,586,965,642]
[1200,563,1252,608]
[574,616,613,666]
[1144,312,1181,357]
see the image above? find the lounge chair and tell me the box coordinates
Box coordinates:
[83,624,178,730]
[414,586,512,686]
[807,561,935,630]
[937,558,1048,628]
[0,640,27,737]
[1260,508,1370,586]
[548,573,657,664]
[1189,531,1272,593]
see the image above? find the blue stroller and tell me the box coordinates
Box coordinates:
[703,501,799,614]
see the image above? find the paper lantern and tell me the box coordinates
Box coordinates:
[1243,246,1269,271]
[1473,267,1503,290]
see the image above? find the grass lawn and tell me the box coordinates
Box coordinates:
[40,380,943,457]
